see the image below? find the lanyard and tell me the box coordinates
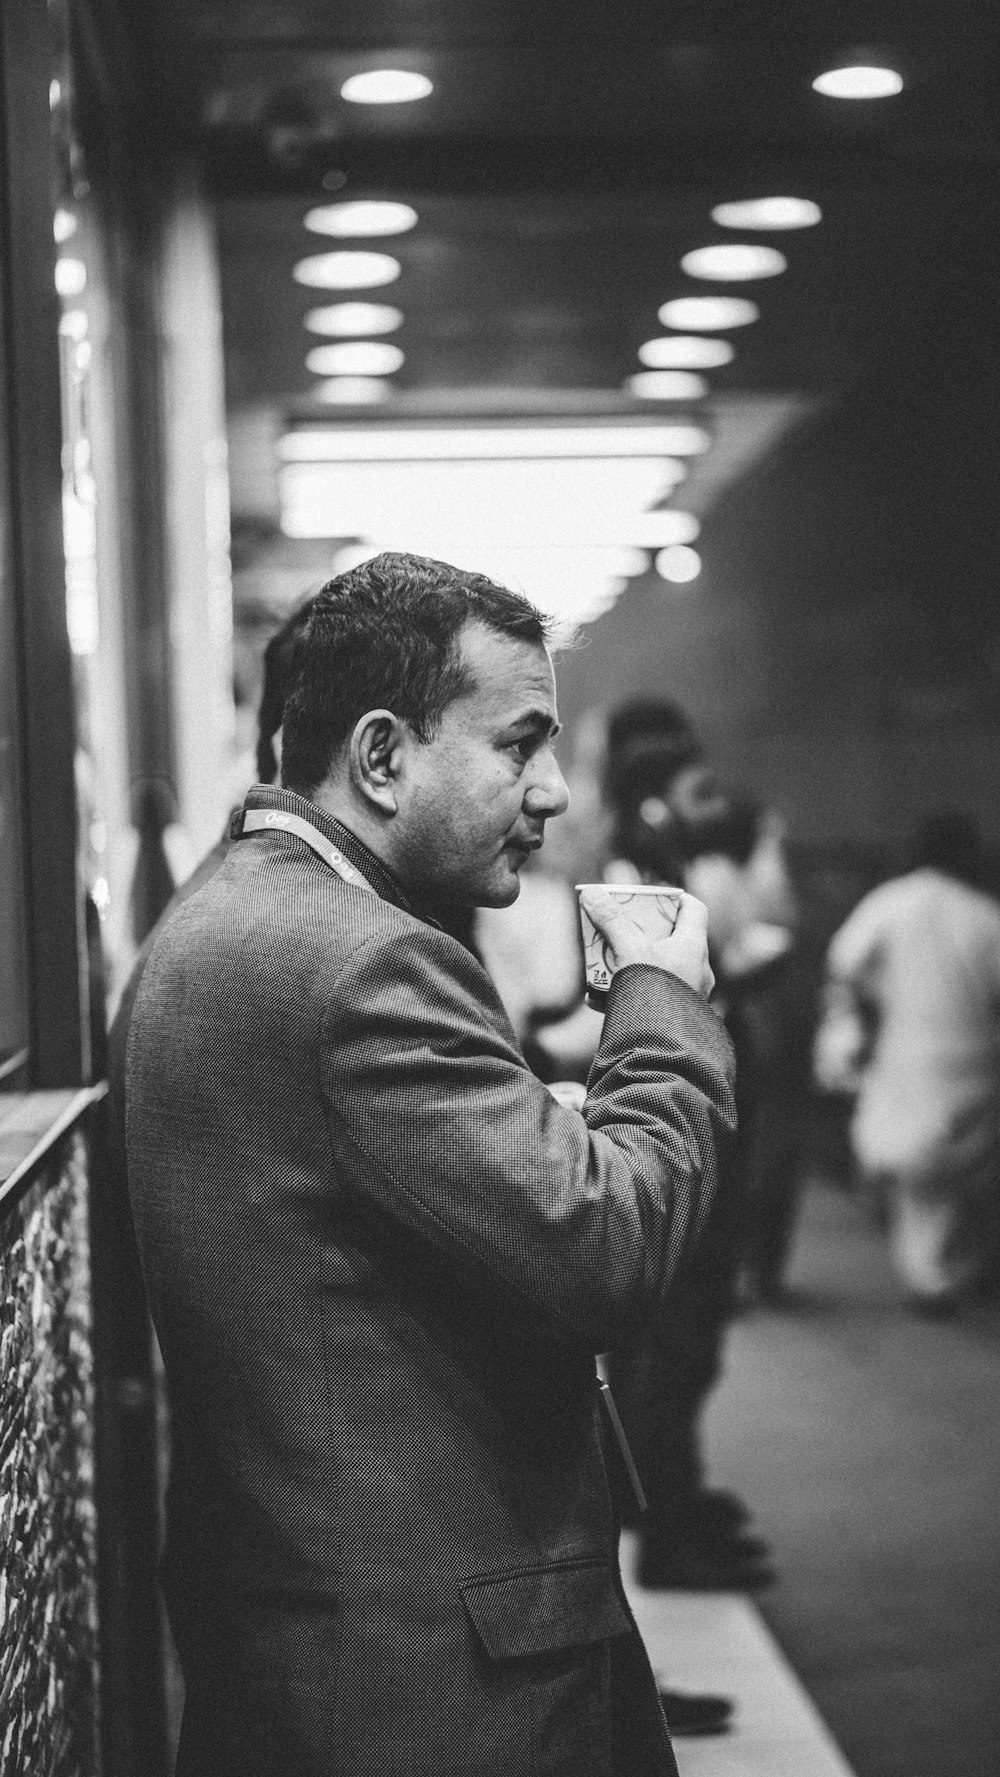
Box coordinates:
[240,808,376,892]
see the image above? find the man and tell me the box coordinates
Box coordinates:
[819,810,1000,1310]
[124,552,736,1776]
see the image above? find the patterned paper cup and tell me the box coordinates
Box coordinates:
[575,883,682,1010]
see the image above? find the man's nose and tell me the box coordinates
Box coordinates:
[525,752,570,819]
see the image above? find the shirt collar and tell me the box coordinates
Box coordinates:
[240,784,418,917]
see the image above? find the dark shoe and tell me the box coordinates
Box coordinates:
[659,1688,734,1737]
[688,1487,752,1530]
[639,1542,776,1592]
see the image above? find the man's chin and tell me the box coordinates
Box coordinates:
[477,872,522,909]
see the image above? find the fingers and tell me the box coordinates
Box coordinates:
[670,890,709,934]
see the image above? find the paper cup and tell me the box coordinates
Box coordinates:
[575,883,682,1009]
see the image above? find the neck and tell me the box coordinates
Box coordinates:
[307,778,411,885]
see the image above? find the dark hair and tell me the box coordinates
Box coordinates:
[255,597,316,783]
[602,698,701,813]
[676,791,763,868]
[601,697,702,875]
[280,552,551,797]
[908,810,985,886]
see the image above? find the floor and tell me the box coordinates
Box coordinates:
[660,1173,1000,1777]
[622,1550,856,1777]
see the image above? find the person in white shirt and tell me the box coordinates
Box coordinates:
[820,812,1000,1309]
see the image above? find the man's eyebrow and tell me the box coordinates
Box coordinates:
[507,708,561,738]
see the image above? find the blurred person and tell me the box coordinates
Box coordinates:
[481,708,786,1599]
[108,595,316,1057]
[817,810,1000,1310]
[614,788,797,1590]
[122,554,735,1777]
[478,699,722,1082]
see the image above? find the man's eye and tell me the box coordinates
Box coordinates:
[513,736,536,759]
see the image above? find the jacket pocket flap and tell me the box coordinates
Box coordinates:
[460,1561,631,1660]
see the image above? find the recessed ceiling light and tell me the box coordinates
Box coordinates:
[638,336,734,369]
[658,296,760,331]
[53,208,77,243]
[304,201,418,238]
[812,65,903,99]
[711,197,821,230]
[656,545,701,583]
[293,251,401,290]
[315,378,393,405]
[340,71,433,104]
[304,303,404,336]
[681,244,786,282]
[306,342,404,376]
[627,371,708,400]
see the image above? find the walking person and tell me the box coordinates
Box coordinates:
[818,811,1000,1310]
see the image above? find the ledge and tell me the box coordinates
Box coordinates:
[0,1084,108,1216]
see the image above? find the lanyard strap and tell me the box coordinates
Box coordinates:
[239,808,376,891]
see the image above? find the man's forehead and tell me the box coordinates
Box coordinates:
[456,620,557,716]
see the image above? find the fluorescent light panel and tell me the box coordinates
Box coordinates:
[278,438,706,629]
[279,424,710,462]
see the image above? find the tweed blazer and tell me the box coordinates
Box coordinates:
[125,785,736,1777]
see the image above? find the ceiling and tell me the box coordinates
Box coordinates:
[113,2,1000,557]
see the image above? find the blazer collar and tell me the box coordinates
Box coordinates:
[240,784,417,916]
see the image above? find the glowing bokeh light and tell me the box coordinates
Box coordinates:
[812,65,903,99]
[340,71,433,104]
[655,545,701,583]
[658,296,760,331]
[53,208,77,243]
[304,303,403,336]
[637,511,700,547]
[293,252,401,290]
[314,378,393,405]
[627,371,708,400]
[306,342,404,376]
[304,201,418,238]
[638,336,734,369]
[711,197,821,230]
[681,244,787,281]
[55,258,87,298]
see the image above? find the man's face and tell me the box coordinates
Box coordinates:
[393,621,570,908]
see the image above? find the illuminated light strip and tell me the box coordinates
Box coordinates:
[279,425,711,462]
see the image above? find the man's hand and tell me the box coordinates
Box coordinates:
[578,887,715,999]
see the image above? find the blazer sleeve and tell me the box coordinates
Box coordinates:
[319,919,737,1352]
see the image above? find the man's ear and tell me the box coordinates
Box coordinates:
[350,709,405,815]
